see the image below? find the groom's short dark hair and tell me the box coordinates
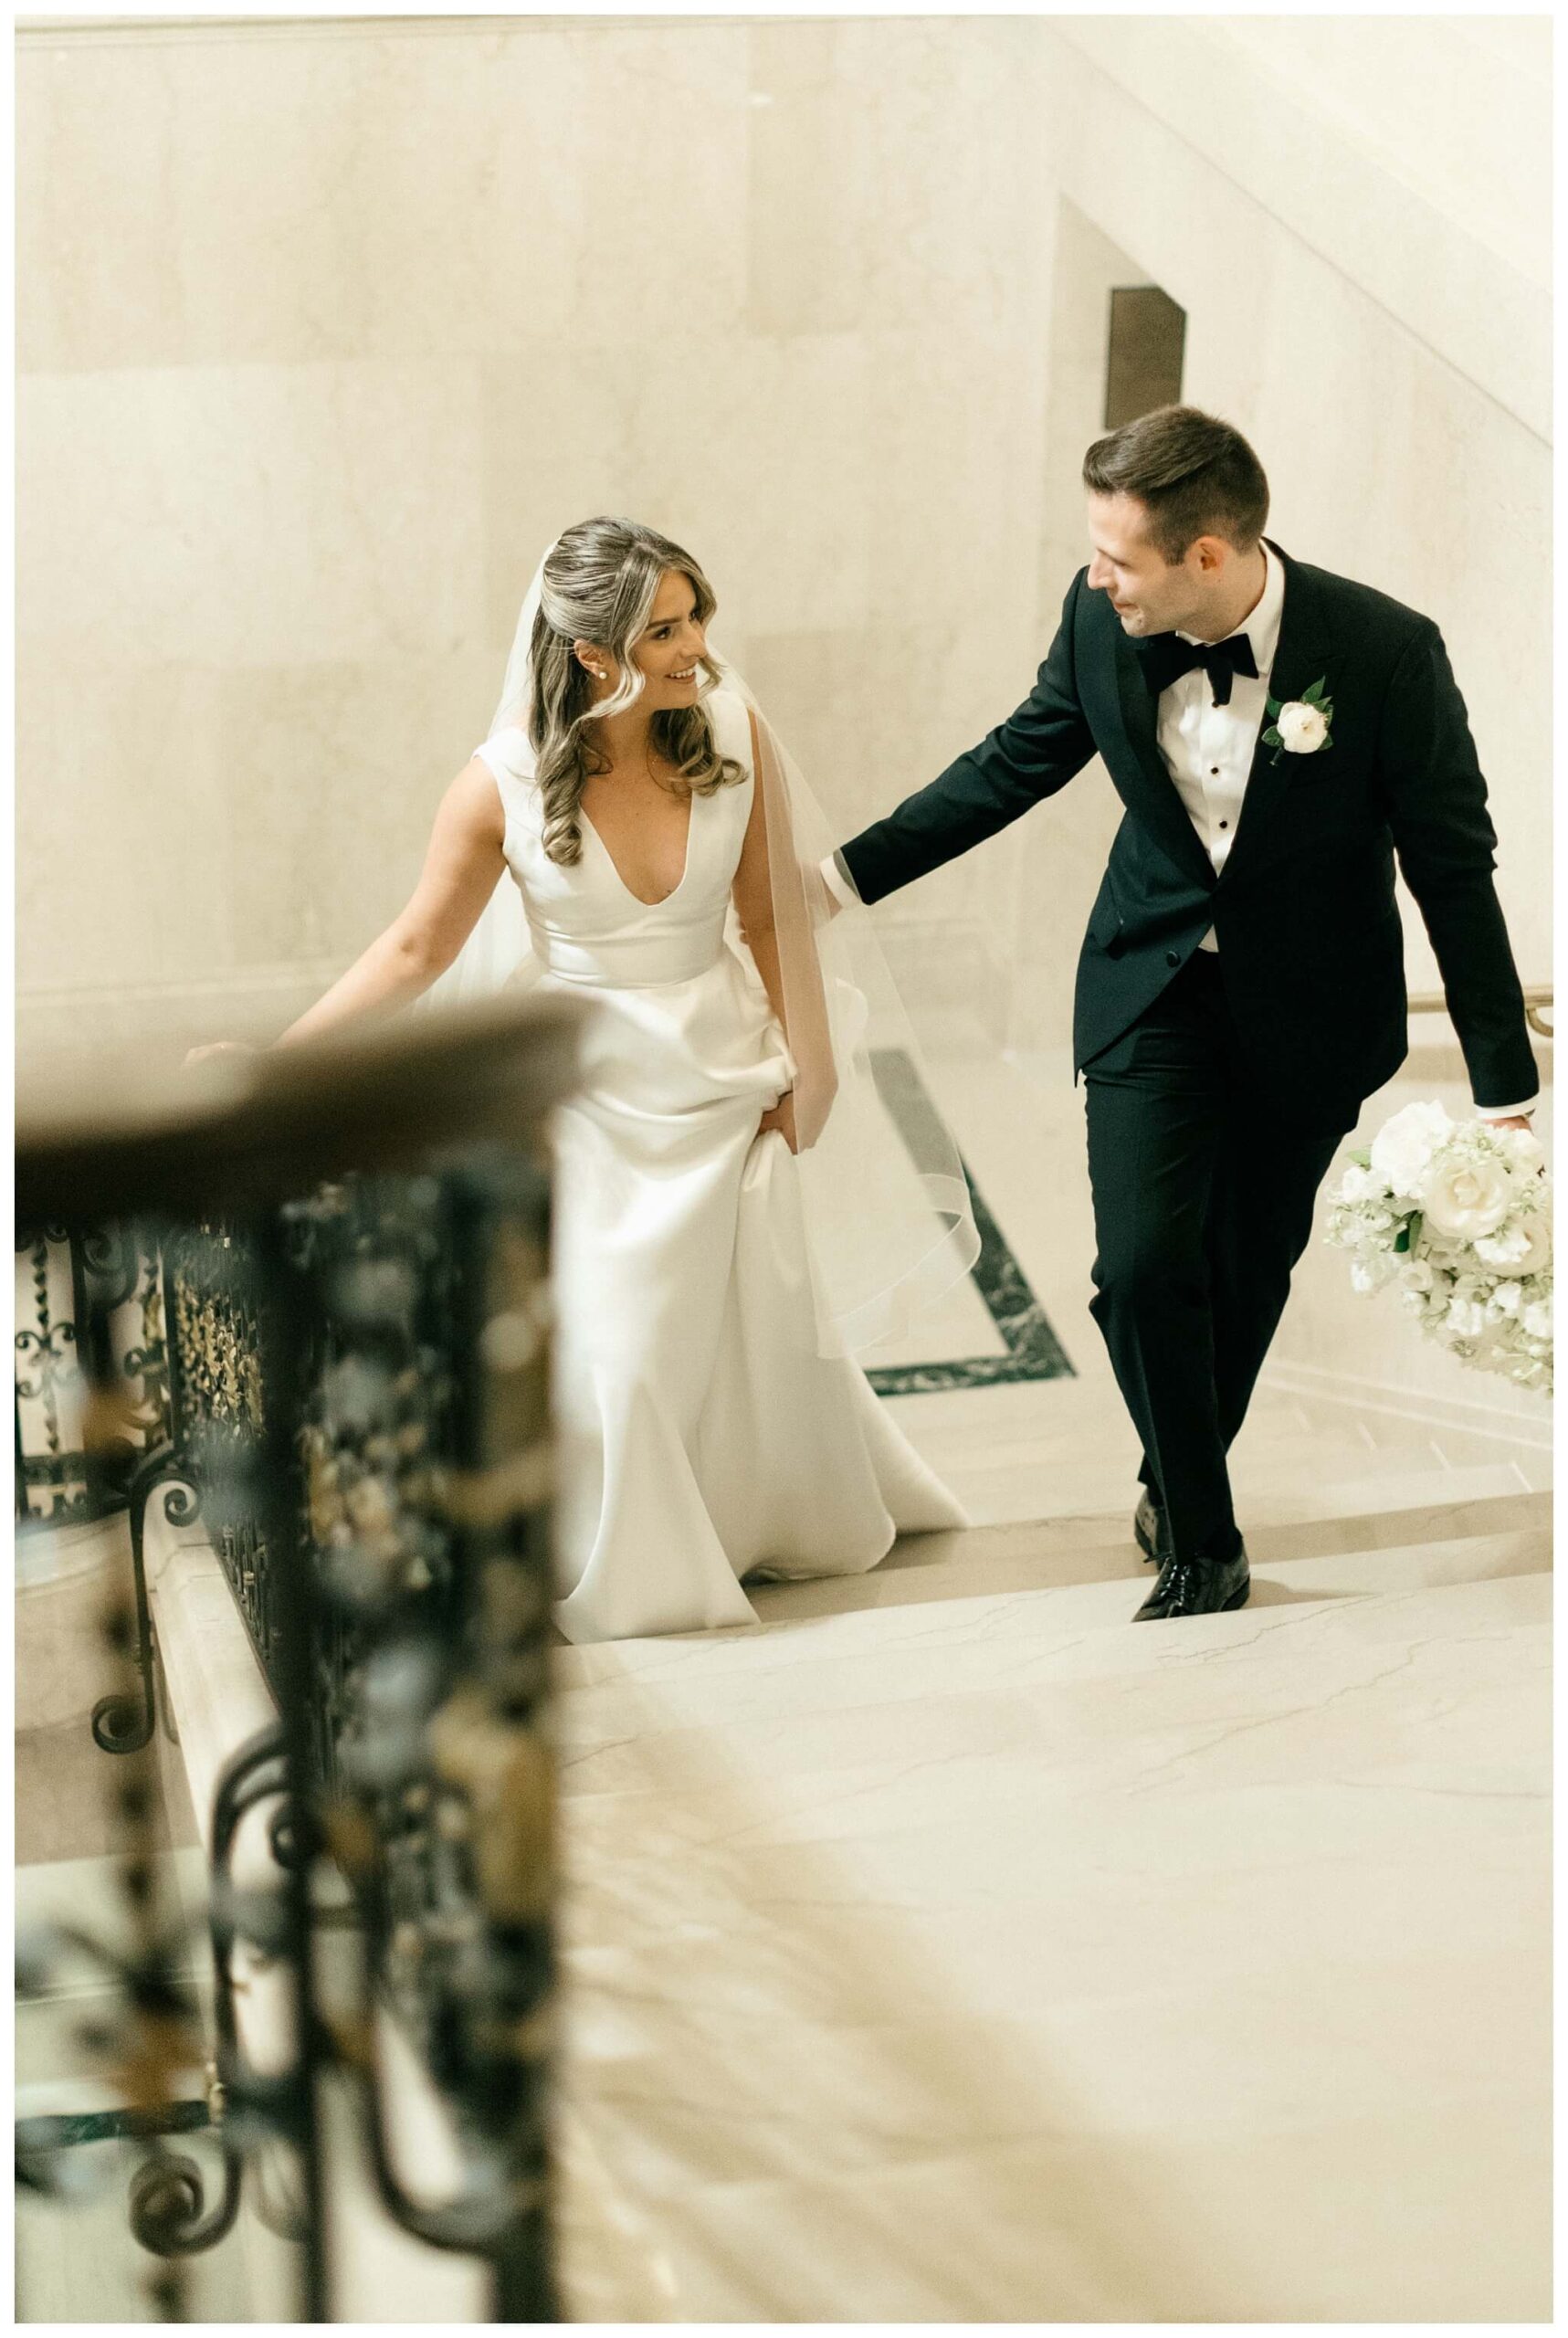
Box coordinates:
[1083,406,1269,564]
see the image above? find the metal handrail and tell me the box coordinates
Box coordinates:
[1408,985,1552,1040]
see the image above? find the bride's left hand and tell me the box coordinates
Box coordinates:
[758,1090,799,1153]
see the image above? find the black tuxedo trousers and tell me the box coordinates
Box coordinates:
[1083,952,1347,1561]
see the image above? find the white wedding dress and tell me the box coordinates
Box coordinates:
[473,688,967,1644]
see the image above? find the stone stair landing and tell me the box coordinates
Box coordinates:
[554,1446,1552,2323]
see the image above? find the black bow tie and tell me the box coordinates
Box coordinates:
[1136,630,1260,707]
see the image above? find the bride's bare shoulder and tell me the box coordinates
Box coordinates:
[439,753,509,845]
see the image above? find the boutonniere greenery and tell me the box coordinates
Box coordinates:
[1263,676,1334,764]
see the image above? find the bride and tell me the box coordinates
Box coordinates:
[196,516,978,1643]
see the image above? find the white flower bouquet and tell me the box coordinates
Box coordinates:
[1324,1101,1552,1395]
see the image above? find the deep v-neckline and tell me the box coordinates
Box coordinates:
[579,791,695,910]
[499,724,696,908]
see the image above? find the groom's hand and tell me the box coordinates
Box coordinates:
[1490,1115,1534,1132]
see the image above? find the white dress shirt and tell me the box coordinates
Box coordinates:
[1160,538,1284,952]
[823,541,1532,1115]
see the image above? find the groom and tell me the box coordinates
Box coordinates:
[826,406,1539,1621]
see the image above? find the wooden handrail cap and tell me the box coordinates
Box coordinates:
[16,993,590,1227]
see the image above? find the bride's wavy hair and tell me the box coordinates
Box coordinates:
[529,516,744,866]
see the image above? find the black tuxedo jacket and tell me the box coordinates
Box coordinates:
[838,542,1538,1123]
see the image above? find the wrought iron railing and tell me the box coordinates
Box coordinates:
[15,995,584,2322]
[14,1223,170,1530]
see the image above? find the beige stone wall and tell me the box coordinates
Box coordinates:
[16,14,1551,1083]
[16,13,1055,1072]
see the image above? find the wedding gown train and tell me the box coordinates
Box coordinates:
[473,688,967,1644]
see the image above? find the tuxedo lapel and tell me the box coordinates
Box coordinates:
[1217,542,1335,883]
[1104,612,1220,891]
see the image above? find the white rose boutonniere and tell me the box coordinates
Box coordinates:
[1263,676,1333,765]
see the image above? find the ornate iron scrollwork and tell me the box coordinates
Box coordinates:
[14,1225,173,1529]
[17,991,579,2322]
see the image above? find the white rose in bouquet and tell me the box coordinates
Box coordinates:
[1517,1216,1552,1274]
[1335,1164,1384,1204]
[1420,1152,1513,1242]
[1494,1123,1546,1175]
[1473,1214,1552,1276]
[1369,1100,1454,1198]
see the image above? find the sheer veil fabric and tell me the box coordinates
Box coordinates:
[425,544,981,1360]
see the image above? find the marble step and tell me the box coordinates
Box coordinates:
[933,1434,1480,1528]
[552,1566,1549,1798]
[888,1374,1310,1443]
[558,1468,1552,1692]
[555,1573,1548,2011]
[746,1467,1543,1624]
[554,1574,1549,2318]
[901,1395,1313,1473]
[563,1933,1546,2210]
[896,1401,1352,1474]
[563,2093,1547,2324]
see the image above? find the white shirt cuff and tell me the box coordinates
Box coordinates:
[1475,1100,1537,1120]
[819,852,859,911]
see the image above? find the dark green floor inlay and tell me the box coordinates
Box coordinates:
[865,1049,1074,1397]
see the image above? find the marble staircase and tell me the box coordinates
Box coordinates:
[552,1430,1552,2322]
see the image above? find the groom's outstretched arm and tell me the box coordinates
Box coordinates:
[836,572,1097,906]
[1379,620,1539,1111]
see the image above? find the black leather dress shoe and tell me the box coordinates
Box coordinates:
[1133,1490,1170,1566]
[1134,1541,1250,1622]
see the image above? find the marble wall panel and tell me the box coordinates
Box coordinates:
[19,359,490,671]
[1212,16,1550,287]
[16,15,1548,1074]
[743,22,870,339]
[16,21,750,373]
[17,658,237,994]
[828,16,1047,344]
[16,639,498,1074]
[1051,16,1549,437]
[861,325,1049,640]
[206,647,504,974]
[480,330,875,649]
[743,17,1046,347]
